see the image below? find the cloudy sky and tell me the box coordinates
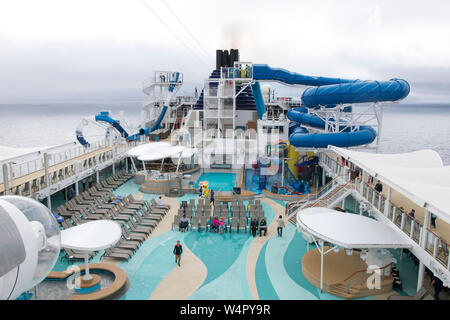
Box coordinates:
[0,0,449,103]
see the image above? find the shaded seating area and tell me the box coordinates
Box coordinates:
[172,198,266,234]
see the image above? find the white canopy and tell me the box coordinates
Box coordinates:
[297,208,411,249]
[127,142,171,157]
[331,146,450,224]
[137,146,197,161]
[60,220,122,251]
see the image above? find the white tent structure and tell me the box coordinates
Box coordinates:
[61,220,122,281]
[297,207,411,291]
[330,146,450,225]
[127,142,198,175]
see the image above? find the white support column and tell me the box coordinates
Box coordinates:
[112,162,115,175]
[2,164,10,195]
[417,262,426,292]
[384,186,391,216]
[44,153,51,210]
[360,171,365,194]
[96,169,100,184]
[75,180,79,196]
[322,167,326,187]
[320,240,324,291]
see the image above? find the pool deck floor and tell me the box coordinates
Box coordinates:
[50,178,421,300]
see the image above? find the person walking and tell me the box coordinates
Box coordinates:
[173,240,183,267]
[259,218,267,237]
[250,218,258,237]
[277,215,285,237]
[432,276,444,300]
[210,189,215,206]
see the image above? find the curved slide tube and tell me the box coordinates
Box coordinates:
[250,81,266,120]
[253,64,409,148]
[76,113,130,147]
[287,108,377,148]
[253,64,410,107]
[148,72,180,133]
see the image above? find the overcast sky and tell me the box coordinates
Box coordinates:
[0,0,449,103]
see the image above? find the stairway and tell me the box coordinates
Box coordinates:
[194,69,257,111]
[287,180,352,225]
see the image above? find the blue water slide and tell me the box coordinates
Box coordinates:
[250,81,266,119]
[148,72,180,133]
[95,112,129,138]
[301,78,410,108]
[253,64,356,87]
[287,108,377,148]
[252,64,409,148]
[253,64,410,107]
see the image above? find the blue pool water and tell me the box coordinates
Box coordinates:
[244,169,306,195]
[195,172,237,192]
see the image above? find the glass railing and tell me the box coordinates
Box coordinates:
[359,181,449,270]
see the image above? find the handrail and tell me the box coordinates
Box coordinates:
[286,173,347,211]
[342,262,393,284]
[308,180,352,209]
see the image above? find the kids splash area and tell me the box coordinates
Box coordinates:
[2,49,450,301]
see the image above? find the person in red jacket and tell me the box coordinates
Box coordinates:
[173,240,183,266]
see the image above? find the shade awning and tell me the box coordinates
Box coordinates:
[297,208,412,249]
[61,220,122,251]
[137,146,197,161]
[127,142,171,157]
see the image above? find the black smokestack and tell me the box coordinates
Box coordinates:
[216,49,240,69]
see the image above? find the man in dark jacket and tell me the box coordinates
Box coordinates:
[250,218,258,237]
[173,240,183,266]
[375,180,383,193]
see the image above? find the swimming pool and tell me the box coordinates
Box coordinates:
[244,169,308,195]
[195,172,237,192]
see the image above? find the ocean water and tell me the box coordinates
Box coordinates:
[0,102,450,165]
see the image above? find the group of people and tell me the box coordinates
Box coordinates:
[210,216,226,234]
[249,215,286,238]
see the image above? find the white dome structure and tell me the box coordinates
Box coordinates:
[0,196,61,300]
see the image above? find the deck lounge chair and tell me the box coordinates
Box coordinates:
[172,215,181,230]
[70,213,89,225]
[116,203,137,216]
[62,249,94,262]
[122,227,146,242]
[121,198,142,210]
[200,217,209,231]
[134,215,158,228]
[103,248,131,261]
[79,208,103,220]
[114,239,140,251]
[144,202,167,215]
[128,194,147,206]
[142,206,166,217]
[151,198,171,210]
[238,217,247,233]
[128,220,153,235]
[230,218,238,232]
[88,204,110,216]
[108,208,132,222]
[191,216,200,231]
[140,210,163,222]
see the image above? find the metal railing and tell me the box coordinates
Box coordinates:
[320,151,450,271]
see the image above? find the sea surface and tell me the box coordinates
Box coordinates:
[0,102,449,165]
